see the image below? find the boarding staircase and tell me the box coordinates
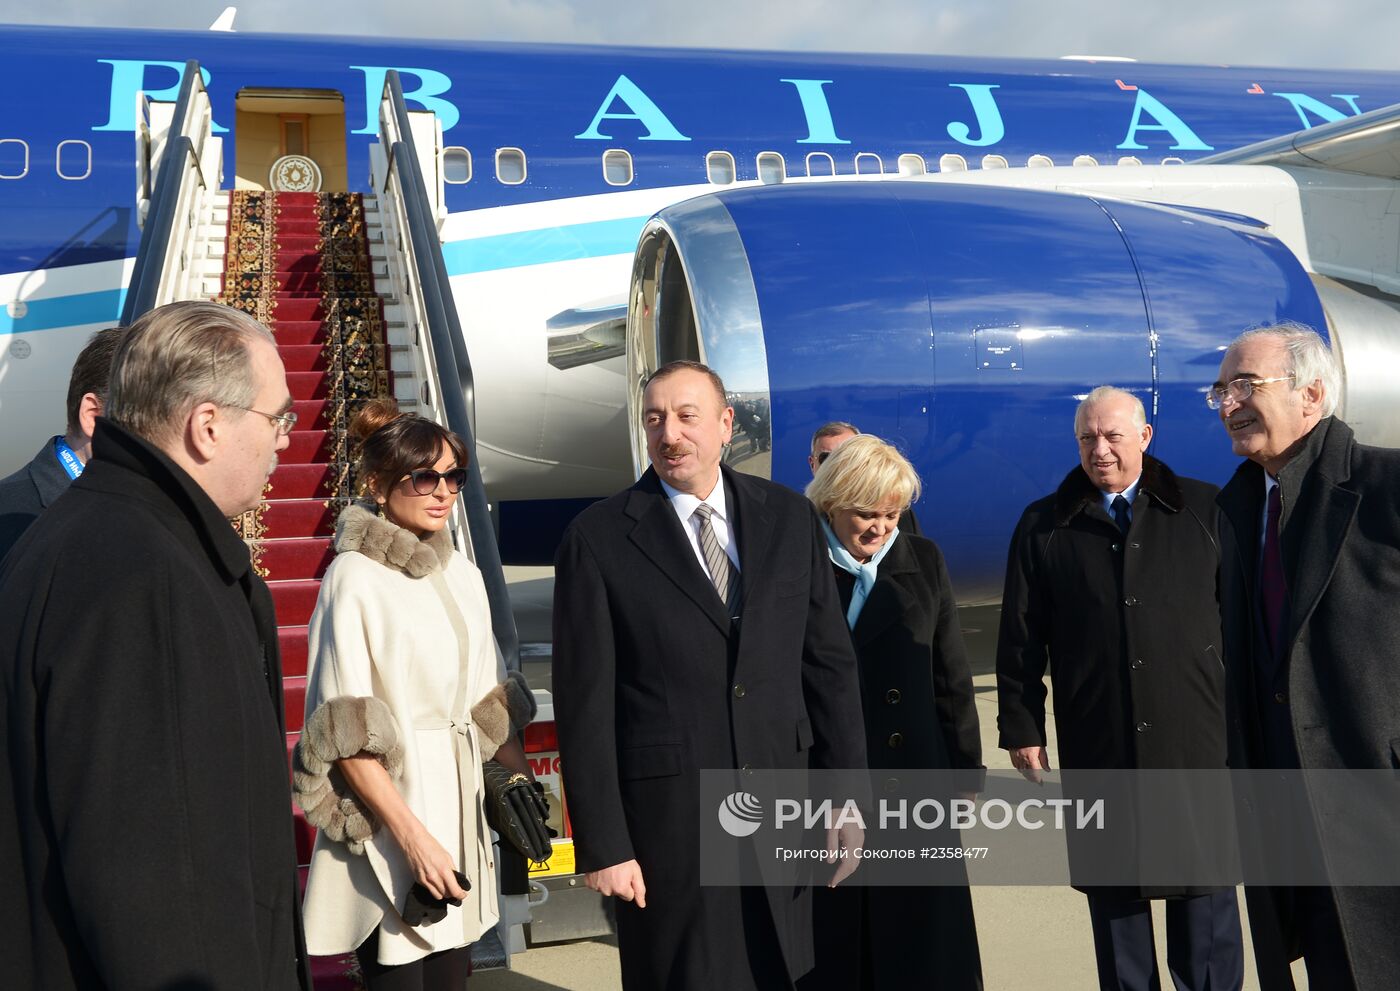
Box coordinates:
[123,64,528,987]
[213,187,387,987]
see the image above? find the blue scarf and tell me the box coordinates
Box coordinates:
[822,519,899,630]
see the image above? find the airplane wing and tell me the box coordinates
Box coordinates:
[1200,101,1400,180]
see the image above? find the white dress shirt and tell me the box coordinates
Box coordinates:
[660,471,742,576]
[1099,473,1143,524]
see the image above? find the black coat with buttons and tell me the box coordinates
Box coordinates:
[996,456,1226,773]
[832,532,982,778]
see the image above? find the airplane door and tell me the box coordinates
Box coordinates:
[233,88,348,191]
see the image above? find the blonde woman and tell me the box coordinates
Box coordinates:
[803,433,984,990]
[293,398,535,990]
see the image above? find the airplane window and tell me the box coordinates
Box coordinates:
[805,152,835,177]
[757,152,786,184]
[1117,156,1143,167]
[1072,155,1099,167]
[855,153,884,175]
[1161,156,1185,166]
[897,154,926,176]
[496,147,527,185]
[981,154,1009,169]
[0,139,29,180]
[56,140,93,181]
[443,147,471,184]
[706,151,736,185]
[938,153,968,173]
[1027,154,1053,168]
[603,149,633,186]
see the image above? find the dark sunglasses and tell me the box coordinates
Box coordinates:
[406,467,467,495]
[816,450,833,466]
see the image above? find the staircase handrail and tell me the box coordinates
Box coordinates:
[378,73,521,674]
[122,60,215,324]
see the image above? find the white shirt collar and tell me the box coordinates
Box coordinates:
[659,469,728,522]
[1100,473,1142,515]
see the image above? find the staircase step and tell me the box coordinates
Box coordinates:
[270,321,333,345]
[279,625,309,678]
[258,536,334,582]
[287,371,333,401]
[268,579,323,626]
[290,399,335,430]
[284,675,307,732]
[269,462,341,499]
[278,345,331,373]
[255,296,386,322]
[261,498,338,538]
[281,428,336,462]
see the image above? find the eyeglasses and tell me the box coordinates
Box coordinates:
[404,467,468,495]
[227,405,298,435]
[1204,376,1293,410]
[815,451,833,466]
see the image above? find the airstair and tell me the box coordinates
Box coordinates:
[122,63,527,986]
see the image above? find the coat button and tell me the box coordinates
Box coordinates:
[884,777,900,793]
[1274,692,1288,704]
[886,689,901,704]
[1130,658,1145,670]
[741,763,753,772]
[1136,721,1152,733]
[887,732,904,748]
[1111,543,1122,552]
[733,684,746,699]
[1130,542,1141,549]
[1123,596,1138,607]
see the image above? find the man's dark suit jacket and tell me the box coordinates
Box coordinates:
[552,464,868,989]
[0,439,70,562]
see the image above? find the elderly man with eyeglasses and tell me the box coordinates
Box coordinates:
[1211,323,1400,991]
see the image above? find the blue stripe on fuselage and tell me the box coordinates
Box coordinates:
[441,216,648,275]
[0,289,126,336]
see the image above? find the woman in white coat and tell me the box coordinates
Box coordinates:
[292,399,536,990]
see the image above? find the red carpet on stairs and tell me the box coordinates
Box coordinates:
[216,189,392,988]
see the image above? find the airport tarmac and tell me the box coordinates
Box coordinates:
[482,567,1308,990]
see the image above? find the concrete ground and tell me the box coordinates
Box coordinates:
[481,570,1308,990]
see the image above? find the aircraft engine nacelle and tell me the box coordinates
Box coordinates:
[626,181,1332,601]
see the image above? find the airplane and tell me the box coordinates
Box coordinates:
[2,20,1399,598]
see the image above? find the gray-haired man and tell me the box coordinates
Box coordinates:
[1213,324,1400,991]
[0,301,309,989]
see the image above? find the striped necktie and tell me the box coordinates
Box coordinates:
[692,503,739,611]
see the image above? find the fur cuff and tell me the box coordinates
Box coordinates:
[471,670,538,760]
[292,695,405,855]
[335,501,453,578]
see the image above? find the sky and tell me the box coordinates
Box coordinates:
[1,1,1397,72]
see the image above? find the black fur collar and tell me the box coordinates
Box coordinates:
[1053,454,1183,527]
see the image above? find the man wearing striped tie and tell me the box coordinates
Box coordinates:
[553,360,868,991]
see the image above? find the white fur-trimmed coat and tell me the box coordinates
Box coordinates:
[298,504,508,965]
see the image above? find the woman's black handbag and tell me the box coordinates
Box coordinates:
[482,759,555,863]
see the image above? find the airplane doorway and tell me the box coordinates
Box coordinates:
[234,88,347,192]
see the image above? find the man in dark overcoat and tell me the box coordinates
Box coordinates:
[997,386,1243,991]
[1212,324,1400,991]
[0,326,124,562]
[553,361,868,990]
[0,301,310,989]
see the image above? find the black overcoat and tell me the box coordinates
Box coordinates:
[552,465,868,990]
[0,420,310,990]
[805,533,984,990]
[997,456,1226,772]
[996,457,1229,899]
[1217,417,1400,991]
[0,438,71,562]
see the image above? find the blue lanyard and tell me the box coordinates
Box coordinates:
[53,436,84,480]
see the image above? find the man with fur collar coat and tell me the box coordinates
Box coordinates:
[996,387,1242,991]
